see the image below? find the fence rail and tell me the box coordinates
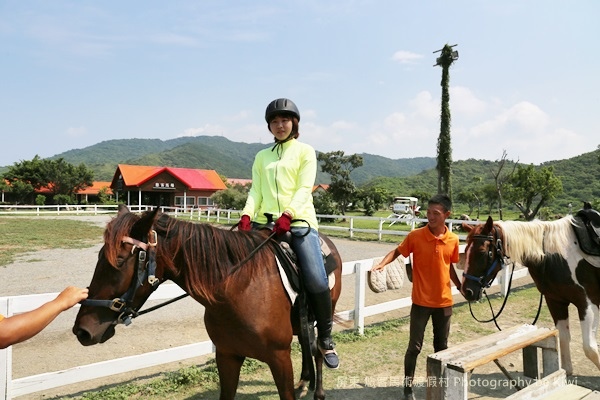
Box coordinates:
[0,253,528,399]
[0,204,476,241]
[0,206,484,398]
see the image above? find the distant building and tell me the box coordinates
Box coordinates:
[227,178,252,187]
[312,184,330,195]
[75,182,113,204]
[111,164,227,209]
[1,180,112,205]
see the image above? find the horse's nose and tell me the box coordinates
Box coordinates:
[464,288,475,301]
[73,326,94,346]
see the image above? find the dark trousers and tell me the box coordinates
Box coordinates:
[404,304,452,385]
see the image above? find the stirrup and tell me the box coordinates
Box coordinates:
[318,337,339,369]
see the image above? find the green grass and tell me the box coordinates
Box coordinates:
[0,217,104,266]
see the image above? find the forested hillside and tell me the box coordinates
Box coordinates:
[42,136,438,184]
[2,135,598,213]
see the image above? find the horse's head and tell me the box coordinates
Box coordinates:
[461,216,506,302]
[73,205,162,346]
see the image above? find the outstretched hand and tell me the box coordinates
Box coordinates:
[56,286,89,310]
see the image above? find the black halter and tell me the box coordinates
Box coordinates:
[80,230,162,326]
[463,228,506,289]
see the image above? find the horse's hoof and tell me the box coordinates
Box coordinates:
[295,380,309,398]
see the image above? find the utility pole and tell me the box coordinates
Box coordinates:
[433,44,459,199]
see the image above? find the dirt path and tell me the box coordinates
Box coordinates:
[3,216,599,398]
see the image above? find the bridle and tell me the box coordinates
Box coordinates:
[464,227,515,330]
[464,226,544,330]
[463,227,507,290]
[80,230,167,326]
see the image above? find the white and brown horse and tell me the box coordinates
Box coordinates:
[461,215,600,375]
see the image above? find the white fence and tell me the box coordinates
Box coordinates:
[0,206,484,398]
[0,252,529,399]
[0,204,476,241]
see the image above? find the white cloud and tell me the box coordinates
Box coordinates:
[66,126,87,137]
[392,50,423,64]
[180,124,225,137]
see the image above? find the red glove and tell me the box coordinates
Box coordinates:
[238,215,252,231]
[274,213,292,235]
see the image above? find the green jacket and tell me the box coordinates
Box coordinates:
[242,139,319,230]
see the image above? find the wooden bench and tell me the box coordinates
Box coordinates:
[426,324,561,400]
[505,369,599,400]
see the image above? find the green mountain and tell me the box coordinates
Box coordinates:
[3,135,598,213]
[44,136,438,184]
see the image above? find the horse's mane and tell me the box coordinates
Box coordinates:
[153,214,275,303]
[103,211,141,267]
[497,216,574,264]
[103,211,275,304]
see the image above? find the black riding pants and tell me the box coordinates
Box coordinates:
[404,303,452,383]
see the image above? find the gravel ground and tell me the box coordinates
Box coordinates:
[3,215,402,399]
[3,215,598,398]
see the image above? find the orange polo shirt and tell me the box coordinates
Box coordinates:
[0,314,4,322]
[398,225,459,308]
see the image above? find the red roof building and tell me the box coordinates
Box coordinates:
[111,164,227,209]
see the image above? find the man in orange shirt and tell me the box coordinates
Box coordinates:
[373,194,462,399]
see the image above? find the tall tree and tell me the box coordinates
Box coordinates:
[489,150,518,220]
[434,43,458,198]
[317,151,363,215]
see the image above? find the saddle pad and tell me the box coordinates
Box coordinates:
[368,256,406,293]
[368,259,387,293]
[385,256,405,290]
[277,258,298,305]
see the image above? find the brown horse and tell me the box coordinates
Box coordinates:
[72,206,342,400]
[461,215,600,375]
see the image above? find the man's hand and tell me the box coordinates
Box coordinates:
[274,213,292,235]
[238,215,251,231]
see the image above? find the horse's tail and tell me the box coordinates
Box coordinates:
[333,312,352,330]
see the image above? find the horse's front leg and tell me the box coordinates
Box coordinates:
[266,348,296,400]
[215,350,245,400]
[545,297,573,375]
[579,302,600,371]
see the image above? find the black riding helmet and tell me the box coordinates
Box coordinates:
[265,98,300,123]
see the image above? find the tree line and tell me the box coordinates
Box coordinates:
[2,150,597,220]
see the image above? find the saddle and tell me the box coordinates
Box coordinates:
[572,203,600,256]
[253,216,334,297]
[272,232,335,295]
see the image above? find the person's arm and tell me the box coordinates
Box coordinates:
[449,263,462,293]
[0,286,88,349]
[372,247,402,271]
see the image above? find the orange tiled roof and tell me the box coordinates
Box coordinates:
[116,164,227,191]
[77,182,112,195]
[313,184,329,192]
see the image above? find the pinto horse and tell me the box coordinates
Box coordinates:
[72,206,342,400]
[461,215,600,375]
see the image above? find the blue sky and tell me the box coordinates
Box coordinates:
[1,1,598,168]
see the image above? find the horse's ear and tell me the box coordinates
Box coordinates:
[484,216,494,232]
[462,222,472,232]
[117,204,130,215]
[131,208,159,239]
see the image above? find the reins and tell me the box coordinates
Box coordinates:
[466,229,545,330]
[82,217,295,324]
